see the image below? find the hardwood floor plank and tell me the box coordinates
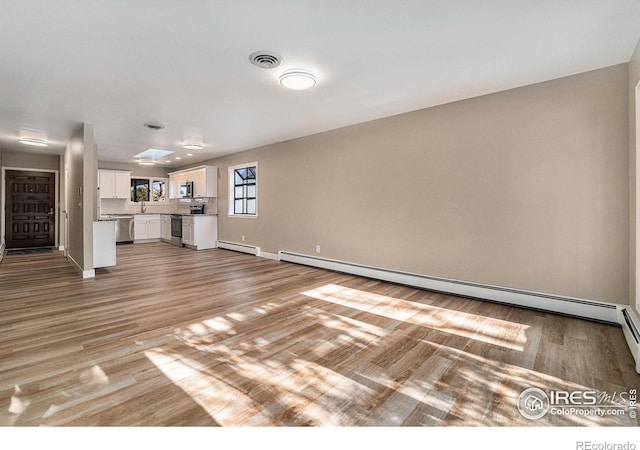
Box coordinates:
[0,243,637,426]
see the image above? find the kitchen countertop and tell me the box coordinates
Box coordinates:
[101,213,218,218]
[133,213,218,216]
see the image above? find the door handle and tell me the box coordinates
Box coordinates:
[47,208,54,216]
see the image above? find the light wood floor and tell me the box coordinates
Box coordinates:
[0,243,638,426]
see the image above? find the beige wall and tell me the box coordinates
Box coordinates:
[1,151,60,171]
[65,124,96,271]
[197,63,629,304]
[630,39,640,314]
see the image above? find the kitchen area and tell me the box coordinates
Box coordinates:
[94,165,219,269]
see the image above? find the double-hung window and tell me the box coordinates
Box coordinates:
[228,163,257,217]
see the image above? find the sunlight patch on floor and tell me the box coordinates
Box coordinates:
[302,284,528,351]
[8,385,30,416]
[145,348,264,425]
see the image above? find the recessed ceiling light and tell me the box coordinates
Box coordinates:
[138,159,155,166]
[187,153,193,157]
[165,159,171,163]
[175,157,181,160]
[19,138,48,147]
[279,69,317,90]
[183,142,203,150]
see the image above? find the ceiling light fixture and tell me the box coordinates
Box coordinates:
[175,156,181,160]
[19,138,48,147]
[187,153,193,157]
[183,142,203,150]
[138,159,155,166]
[278,69,317,90]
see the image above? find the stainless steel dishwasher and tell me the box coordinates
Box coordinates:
[114,215,134,244]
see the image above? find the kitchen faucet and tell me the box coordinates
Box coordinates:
[141,200,146,213]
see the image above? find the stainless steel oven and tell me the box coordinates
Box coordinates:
[170,214,183,247]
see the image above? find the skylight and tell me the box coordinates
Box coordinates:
[134,148,174,160]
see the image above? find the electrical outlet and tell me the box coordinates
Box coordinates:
[315,245,321,253]
[241,235,245,242]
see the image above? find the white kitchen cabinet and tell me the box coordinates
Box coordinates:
[169,172,186,199]
[99,170,130,199]
[182,216,194,246]
[182,215,217,250]
[191,167,217,197]
[93,220,116,268]
[134,214,161,242]
[160,214,171,241]
[168,166,217,199]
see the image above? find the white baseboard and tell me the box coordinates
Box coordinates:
[67,254,95,279]
[218,240,259,256]
[278,251,620,324]
[217,241,279,260]
[618,307,640,373]
[258,251,279,261]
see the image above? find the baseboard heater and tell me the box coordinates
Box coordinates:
[619,308,640,373]
[278,251,620,324]
[217,240,260,256]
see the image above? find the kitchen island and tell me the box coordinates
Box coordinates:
[93,219,117,268]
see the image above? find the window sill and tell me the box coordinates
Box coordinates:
[227,214,258,219]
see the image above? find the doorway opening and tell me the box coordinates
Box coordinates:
[4,170,57,249]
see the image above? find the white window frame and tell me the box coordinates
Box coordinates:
[228,162,258,218]
[129,176,169,205]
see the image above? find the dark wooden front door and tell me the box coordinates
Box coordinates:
[5,170,56,249]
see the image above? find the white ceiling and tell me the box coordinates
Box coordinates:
[1,1,639,168]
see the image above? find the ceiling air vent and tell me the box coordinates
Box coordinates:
[143,122,164,130]
[249,51,281,69]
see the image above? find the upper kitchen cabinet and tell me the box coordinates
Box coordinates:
[99,170,130,199]
[168,166,217,199]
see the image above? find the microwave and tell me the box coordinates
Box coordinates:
[180,181,194,198]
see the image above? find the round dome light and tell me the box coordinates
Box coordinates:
[278,69,317,90]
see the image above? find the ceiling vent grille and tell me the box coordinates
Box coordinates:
[249,51,281,69]
[143,122,164,130]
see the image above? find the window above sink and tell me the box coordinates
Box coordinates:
[130,177,168,204]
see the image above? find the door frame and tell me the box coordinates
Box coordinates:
[1,167,60,250]
[636,80,640,312]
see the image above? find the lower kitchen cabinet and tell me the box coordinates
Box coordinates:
[134,214,161,242]
[182,215,217,250]
[160,214,171,242]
